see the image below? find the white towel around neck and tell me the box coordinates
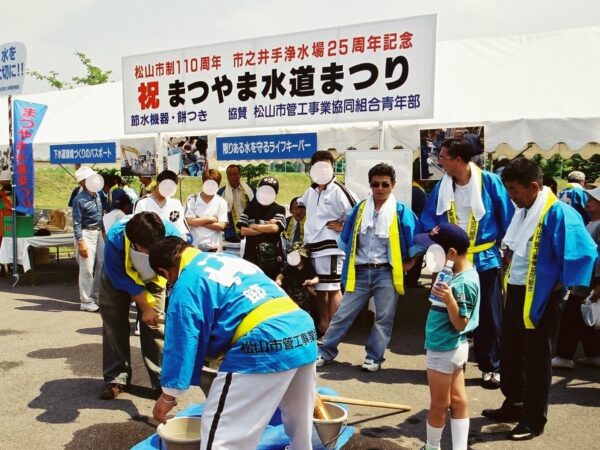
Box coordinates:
[223,181,254,212]
[360,193,397,238]
[502,186,550,258]
[436,162,486,221]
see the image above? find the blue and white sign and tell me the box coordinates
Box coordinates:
[50,142,117,164]
[0,42,26,96]
[216,133,317,160]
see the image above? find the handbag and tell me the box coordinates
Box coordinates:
[581,293,600,330]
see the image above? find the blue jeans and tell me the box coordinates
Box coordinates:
[319,266,399,363]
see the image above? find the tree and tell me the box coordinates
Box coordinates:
[240,163,269,188]
[28,52,112,90]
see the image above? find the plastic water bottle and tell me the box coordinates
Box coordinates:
[429,260,454,308]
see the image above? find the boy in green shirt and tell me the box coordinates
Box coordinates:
[416,223,480,450]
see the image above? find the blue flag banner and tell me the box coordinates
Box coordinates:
[12,100,47,214]
[216,133,317,161]
[50,142,117,164]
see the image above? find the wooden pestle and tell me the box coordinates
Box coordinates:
[314,392,332,420]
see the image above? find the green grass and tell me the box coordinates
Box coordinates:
[33,166,314,211]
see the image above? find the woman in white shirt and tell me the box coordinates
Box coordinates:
[185,169,228,250]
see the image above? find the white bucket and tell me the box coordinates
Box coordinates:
[157,416,201,450]
[313,402,348,449]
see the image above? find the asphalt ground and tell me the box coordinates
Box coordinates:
[1,259,599,449]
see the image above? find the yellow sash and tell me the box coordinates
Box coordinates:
[231,297,299,345]
[345,201,404,295]
[446,165,494,263]
[503,192,557,329]
[124,234,167,307]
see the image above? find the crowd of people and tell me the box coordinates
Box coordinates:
[66,141,600,449]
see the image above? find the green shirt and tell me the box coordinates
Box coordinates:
[425,267,480,352]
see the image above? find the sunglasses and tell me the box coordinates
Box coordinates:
[370,181,391,188]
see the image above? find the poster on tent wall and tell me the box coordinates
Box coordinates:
[120,137,158,176]
[345,150,413,207]
[12,100,47,214]
[163,135,208,176]
[418,126,484,180]
[122,14,436,134]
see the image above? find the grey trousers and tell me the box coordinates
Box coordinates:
[99,272,165,389]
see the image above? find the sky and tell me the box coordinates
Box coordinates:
[4,0,600,94]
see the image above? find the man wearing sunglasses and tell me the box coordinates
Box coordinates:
[317,163,421,372]
[421,139,514,388]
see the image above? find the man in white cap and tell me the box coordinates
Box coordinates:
[72,165,105,312]
[558,170,590,224]
[553,184,600,369]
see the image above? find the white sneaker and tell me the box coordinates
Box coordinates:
[134,321,140,336]
[361,358,381,372]
[551,356,575,370]
[80,303,99,312]
[316,355,332,367]
[576,356,600,367]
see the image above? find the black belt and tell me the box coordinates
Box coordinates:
[84,225,102,231]
[431,305,448,313]
[355,263,391,270]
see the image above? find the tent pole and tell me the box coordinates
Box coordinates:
[378,121,385,151]
[8,95,19,285]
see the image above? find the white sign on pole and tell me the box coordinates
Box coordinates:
[0,42,27,96]
[122,15,436,134]
[345,150,413,207]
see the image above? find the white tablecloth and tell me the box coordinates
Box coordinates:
[0,233,75,272]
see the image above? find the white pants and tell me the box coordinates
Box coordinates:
[75,229,104,305]
[201,363,316,450]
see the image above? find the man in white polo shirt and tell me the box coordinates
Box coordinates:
[299,150,357,337]
[134,169,189,241]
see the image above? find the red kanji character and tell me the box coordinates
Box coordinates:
[271,47,283,63]
[284,46,295,62]
[245,50,256,66]
[367,35,381,52]
[297,44,309,60]
[16,141,25,151]
[165,62,175,75]
[211,55,222,70]
[257,49,269,65]
[233,52,244,68]
[137,81,160,110]
[383,33,397,50]
[352,37,365,53]
[155,62,165,76]
[144,64,155,77]
[135,65,144,79]
[312,41,324,58]
[200,57,210,70]
[399,32,413,49]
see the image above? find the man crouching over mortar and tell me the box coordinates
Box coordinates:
[149,236,318,450]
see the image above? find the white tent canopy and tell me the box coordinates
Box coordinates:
[1,26,599,160]
[384,26,600,153]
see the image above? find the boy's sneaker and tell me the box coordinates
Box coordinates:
[551,356,575,370]
[576,356,600,367]
[80,302,99,312]
[361,358,381,372]
[316,355,332,367]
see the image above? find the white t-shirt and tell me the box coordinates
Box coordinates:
[299,179,357,257]
[134,195,189,235]
[453,183,471,231]
[185,193,228,247]
[103,209,126,233]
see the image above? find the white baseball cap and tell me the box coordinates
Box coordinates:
[75,166,96,182]
[585,186,600,203]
